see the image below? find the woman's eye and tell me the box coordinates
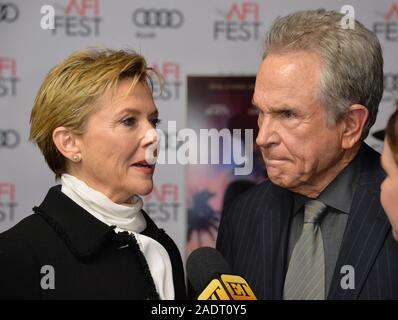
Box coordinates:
[151,118,161,128]
[121,117,136,127]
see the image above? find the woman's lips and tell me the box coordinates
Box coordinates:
[130,160,155,174]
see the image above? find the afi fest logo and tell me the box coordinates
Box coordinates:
[373,2,398,41]
[0,2,19,23]
[42,0,102,36]
[214,2,261,41]
[144,184,180,223]
[0,183,17,226]
[132,8,184,39]
[151,62,182,101]
[0,57,19,97]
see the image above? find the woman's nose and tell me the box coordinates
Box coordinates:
[142,127,160,146]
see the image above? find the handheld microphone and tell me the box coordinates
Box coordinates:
[187,247,257,300]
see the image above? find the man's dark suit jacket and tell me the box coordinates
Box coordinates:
[0,186,187,300]
[217,143,398,299]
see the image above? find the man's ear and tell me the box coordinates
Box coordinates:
[341,104,369,149]
[52,127,81,162]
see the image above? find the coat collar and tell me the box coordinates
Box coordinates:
[262,183,293,299]
[33,185,161,260]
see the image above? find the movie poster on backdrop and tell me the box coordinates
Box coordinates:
[186,76,266,255]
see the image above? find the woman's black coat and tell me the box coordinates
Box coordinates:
[0,186,187,299]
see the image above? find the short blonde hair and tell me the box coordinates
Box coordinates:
[30,48,156,177]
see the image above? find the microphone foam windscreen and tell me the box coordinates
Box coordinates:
[186,247,232,293]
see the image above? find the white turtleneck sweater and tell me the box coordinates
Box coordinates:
[60,174,174,300]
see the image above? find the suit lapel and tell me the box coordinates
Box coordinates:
[263,184,293,299]
[328,145,390,299]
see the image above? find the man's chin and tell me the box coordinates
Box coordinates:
[267,173,285,186]
[267,174,296,190]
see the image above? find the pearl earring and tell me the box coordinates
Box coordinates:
[72,155,81,162]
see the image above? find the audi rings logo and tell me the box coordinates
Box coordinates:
[0,129,20,148]
[132,9,183,28]
[0,3,19,23]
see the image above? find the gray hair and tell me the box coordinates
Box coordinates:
[263,9,384,139]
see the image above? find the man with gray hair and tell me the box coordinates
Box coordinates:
[217,9,398,300]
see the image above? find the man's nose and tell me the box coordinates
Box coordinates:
[256,116,280,148]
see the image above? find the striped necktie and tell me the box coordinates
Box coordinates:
[283,200,327,300]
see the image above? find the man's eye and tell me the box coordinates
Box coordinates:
[121,117,136,127]
[282,110,296,119]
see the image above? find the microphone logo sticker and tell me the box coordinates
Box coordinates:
[197,279,231,300]
[221,274,257,300]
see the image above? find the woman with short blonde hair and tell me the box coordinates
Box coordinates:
[0,48,186,300]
